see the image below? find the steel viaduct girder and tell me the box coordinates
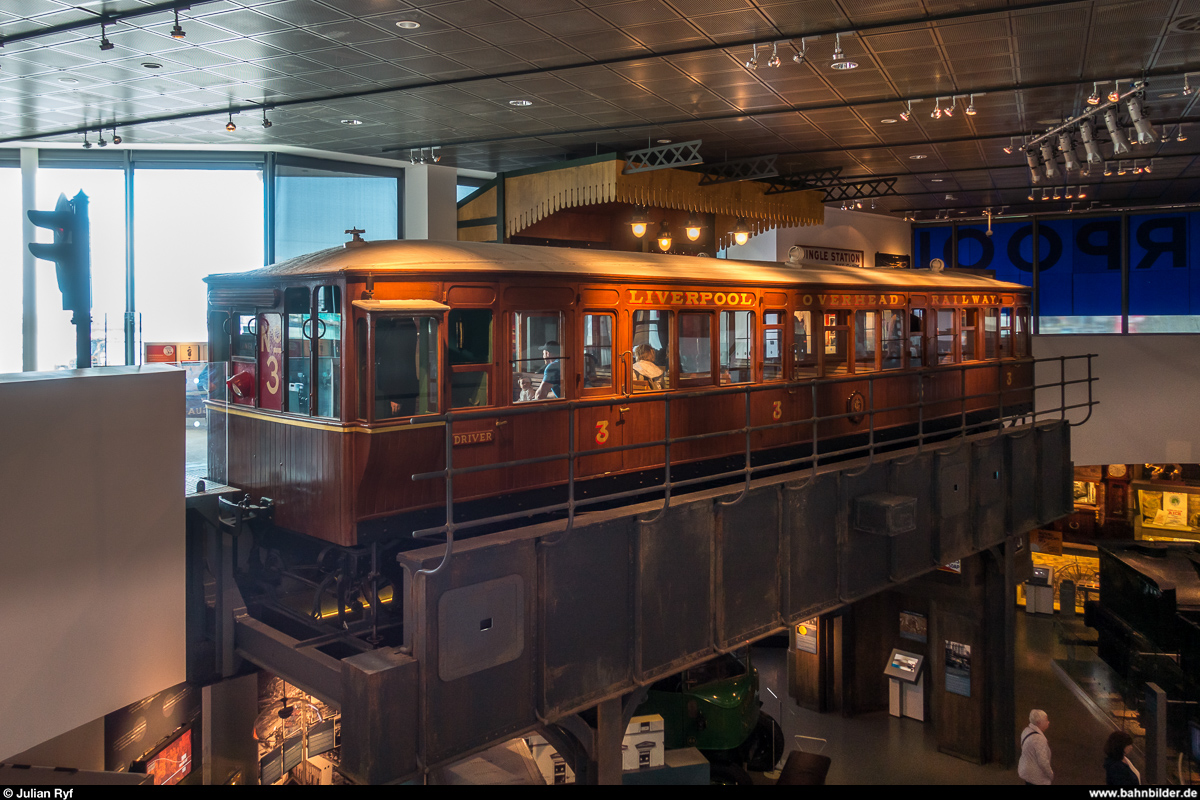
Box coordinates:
[201,420,1071,783]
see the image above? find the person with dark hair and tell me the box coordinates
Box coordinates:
[534,340,561,400]
[1103,731,1140,786]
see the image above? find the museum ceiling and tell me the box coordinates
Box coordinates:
[1,0,1198,219]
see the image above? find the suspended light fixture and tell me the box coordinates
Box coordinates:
[931,98,942,119]
[1104,108,1131,154]
[1177,124,1188,143]
[745,43,758,70]
[1103,162,1112,177]
[1109,80,1121,103]
[832,33,843,61]
[1028,188,1036,201]
[965,94,977,115]
[1040,141,1060,180]
[792,38,806,63]
[99,22,114,51]
[1079,119,1104,165]
[1052,187,1062,200]
[629,207,649,238]
[170,8,186,39]
[82,130,92,149]
[731,217,751,247]
[97,131,107,147]
[1065,186,1074,199]
[656,221,672,252]
[1058,133,1080,171]
[1041,188,1050,200]
[684,214,702,241]
[1025,150,1042,184]
[1126,96,1158,145]
[1088,82,1101,105]
[1117,162,1127,176]
[225,112,236,132]
[111,127,121,145]
[1143,161,1153,174]
[262,107,272,128]
[768,42,781,68]
[1078,185,1087,199]
[899,101,912,122]
[1132,161,1143,175]
[942,97,954,118]
[1185,75,1194,97]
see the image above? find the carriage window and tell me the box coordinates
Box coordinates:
[1015,307,1030,357]
[720,310,753,384]
[823,311,850,376]
[449,308,492,408]
[582,313,614,391]
[881,310,905,370]
[855,311,878,372]
[908,309,926,368]
[285,288,311,414]
[356,317,368,420]
[374,316,439,419]
[960,308,978,361]
[315,286,341,418]
[679,312,712,383]
[793,310,816,378]
[631,310,671,392]
[983,308,999,359]
[936,309,955,364]
[763,311,784,381]
[512,311,564,402]
[233,313,257,358]
[1000,308,1013,357]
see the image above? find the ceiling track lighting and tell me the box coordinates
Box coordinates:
[1104,107,1131,155]
[82,130,92,149]
[832,33,843,61]
[1079,119,1104,165]
[1025,150,1041,184]
[1184,74,1195,97]
[1103,162,1113,177]
[261,106,272,128]
[1109,80,1121,103]
[943,97,954,118]
[1058,132,1080,171]
[931,98,942,119]
[1126,95,1158,145]
[170,8,186,40]
[99,22,113,51]
[899,101,913,122]
[965,94,976,116]
[97,130,107,147]
[792,38,806,63]
[1177,124,1188,143]
[1088,82,1101,105]
[768,42,781,68]
[225,112,236,132]
[1040,141,1060,180]
[745,42,758,70]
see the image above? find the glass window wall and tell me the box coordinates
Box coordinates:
[275,161,398,261]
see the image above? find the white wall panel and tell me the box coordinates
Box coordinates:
[0,365,184,761]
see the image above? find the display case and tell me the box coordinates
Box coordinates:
[1133,480,1200,543]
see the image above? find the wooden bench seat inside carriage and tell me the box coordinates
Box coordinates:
[203,239,1034,548]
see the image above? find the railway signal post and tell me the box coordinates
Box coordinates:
[28,191,92,369]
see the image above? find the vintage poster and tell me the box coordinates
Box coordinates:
[944,641,971,697]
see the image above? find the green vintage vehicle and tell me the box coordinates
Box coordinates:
[635,649,783,785]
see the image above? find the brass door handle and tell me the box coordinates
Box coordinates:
[495,419,508,426]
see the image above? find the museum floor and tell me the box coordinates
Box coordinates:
[752,612,1127,785]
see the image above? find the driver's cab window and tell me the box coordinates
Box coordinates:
[373,316,439,419]
[448,308,492,408]
[512,311,564,402]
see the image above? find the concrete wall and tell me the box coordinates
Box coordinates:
[727,207,912,264]
[1033,334,1200,468]
[0,366,185,761]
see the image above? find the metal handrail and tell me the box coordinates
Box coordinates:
[411,354,1098,573]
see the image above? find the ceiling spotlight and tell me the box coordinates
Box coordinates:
[1078,186,1087,199]
[899,101,912,122]
[1126,96,1158,144]
[1041,188,1050,200]
[1052,187,1062,200]
[508,99,533,107]
[1117,162,1127,176]
[656,221,672,252]
[1040,141,1060,180]
[931,98,942,119]
[1058,133,1080,171]
[1088,82,1100,105]
[832,33,843,61]
[965,94,977,115]
[768,42,781,68]
[792,38,806,63]
[1132,162,1143,174]
[1025,150,1041,184]
[1143,162,1153,174]
[732,217,751,246]
[1065,186,1074,199]
[97,132,107,147]
[262,107,272,128]
[82,131,92,149]
[1028,188,1035,201]
[395,20,421,29]
[685,214,702,241]
[1104,108,1132,154]
[746,43,758,70]
[1177,125,1188,143]
[1184,76,1194,97]
[225,112,236,132]
[112,128,121,145]
[1109,80,1121,103]
[99,23,114,51]
[170,8,186,39]
[943,98,954,118]
[1079,119,1104,165]
[630,206,649,238]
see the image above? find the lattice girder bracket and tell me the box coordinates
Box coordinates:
[763,167,844,194]
[822,178,898,202]
[696,154,779,185]
[623,139,703,173]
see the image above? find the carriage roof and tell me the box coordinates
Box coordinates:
[206,239,1029,292]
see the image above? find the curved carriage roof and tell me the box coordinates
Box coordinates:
[207,239,1029,291]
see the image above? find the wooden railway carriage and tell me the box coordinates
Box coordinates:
[205,240,1033,548]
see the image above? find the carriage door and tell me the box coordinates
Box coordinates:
[257,312,284,411]
[575,310,623,481]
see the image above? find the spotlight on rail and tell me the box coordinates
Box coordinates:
[1025,150,1042,184]
[1126,96,1158,145]
[1104,109,1131,155]
[1079,120,1104,165]
[1058,133,1080,171]
[1040,141,1060,180]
